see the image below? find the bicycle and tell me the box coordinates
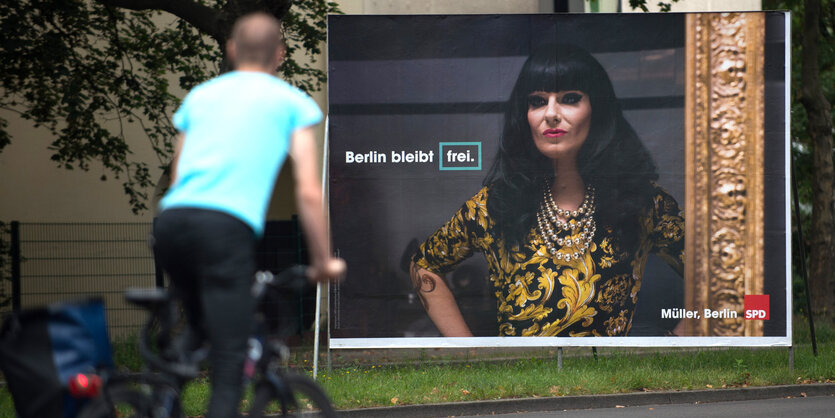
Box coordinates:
[71,265,337,417]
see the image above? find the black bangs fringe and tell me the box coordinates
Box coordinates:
[519,56,593,97]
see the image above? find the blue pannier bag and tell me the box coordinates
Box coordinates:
[0,298,114,418]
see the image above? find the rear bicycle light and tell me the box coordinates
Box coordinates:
[68,373,102,398]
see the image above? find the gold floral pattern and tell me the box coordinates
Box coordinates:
[604,310,631,336]
[596,274,632,313]
[413,184,684,337]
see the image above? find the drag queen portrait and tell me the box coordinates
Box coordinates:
[410,43,685,337]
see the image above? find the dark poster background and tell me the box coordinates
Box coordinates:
[327,13,787,341]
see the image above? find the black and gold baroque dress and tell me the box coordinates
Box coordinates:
[412,183,685,337]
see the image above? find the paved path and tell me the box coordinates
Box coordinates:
[457,395,835,417]
[337,383,835,417]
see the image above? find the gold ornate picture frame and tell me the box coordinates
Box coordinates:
[684,12,767,337]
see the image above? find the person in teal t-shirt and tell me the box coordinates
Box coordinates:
[153,12,345,418]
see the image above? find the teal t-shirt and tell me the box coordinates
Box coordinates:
[159,71,322,236]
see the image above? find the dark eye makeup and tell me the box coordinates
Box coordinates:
[527,91,584,108]
[527,95,547,108]
[560,92,583,104]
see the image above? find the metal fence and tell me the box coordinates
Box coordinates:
[0,223,12,322]
[2,222,157,337]
[0,219,309,338]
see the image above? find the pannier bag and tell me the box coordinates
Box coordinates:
[0,298,114,418]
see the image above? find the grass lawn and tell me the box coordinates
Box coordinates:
[314,342,833,410]
[2,319,833,416]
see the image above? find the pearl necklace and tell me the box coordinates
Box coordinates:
[536,181,597,261]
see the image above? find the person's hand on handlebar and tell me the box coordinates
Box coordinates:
[307,257,346,283]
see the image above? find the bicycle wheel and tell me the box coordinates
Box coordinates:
[249,373,337,418]
[76,384,154,418]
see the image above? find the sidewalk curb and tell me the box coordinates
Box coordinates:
[336,383,835,417]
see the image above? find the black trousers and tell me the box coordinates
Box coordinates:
[153,208,256,418]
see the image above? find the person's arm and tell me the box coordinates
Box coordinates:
[410,263,473,337]
[289,126,346,282]
[169,133,185,186]
[409,190,488,337]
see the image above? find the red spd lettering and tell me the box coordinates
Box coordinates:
[744,295,770,320]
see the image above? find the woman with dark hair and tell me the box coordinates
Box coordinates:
[410,43,684,337]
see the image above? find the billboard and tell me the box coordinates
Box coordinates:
[327,12,790,347]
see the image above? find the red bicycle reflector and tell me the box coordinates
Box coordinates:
[68,373,102,398]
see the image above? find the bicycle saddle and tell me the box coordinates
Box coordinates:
[124,287,170,309]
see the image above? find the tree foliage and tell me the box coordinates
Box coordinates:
[627,0,681,12]
[0,0,339,213]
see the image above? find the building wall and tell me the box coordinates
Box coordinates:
[0,110,161,222]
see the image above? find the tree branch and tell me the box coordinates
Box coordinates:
[96,0,224,41]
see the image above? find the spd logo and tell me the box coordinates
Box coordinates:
[744,295,770,320]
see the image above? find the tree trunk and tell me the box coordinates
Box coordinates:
[802,0,835,320]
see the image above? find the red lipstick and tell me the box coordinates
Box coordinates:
[543,128,566,138]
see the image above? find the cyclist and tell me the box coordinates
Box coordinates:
[152,12,345,418]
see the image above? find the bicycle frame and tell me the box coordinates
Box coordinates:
[75,265,334,417]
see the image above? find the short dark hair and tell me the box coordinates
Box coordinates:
[484,43,658,250]
[230,12,285,69]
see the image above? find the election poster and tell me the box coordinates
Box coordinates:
[327,12,790,348]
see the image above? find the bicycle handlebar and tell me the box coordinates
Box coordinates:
[252,265,311,301]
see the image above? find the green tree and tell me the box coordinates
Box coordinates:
[0,0,338,214]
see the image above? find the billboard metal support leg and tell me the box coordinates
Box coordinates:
[788,346,794,372]
[791,154,818,356]
[313,282,322,380]
[557,347,563,371]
